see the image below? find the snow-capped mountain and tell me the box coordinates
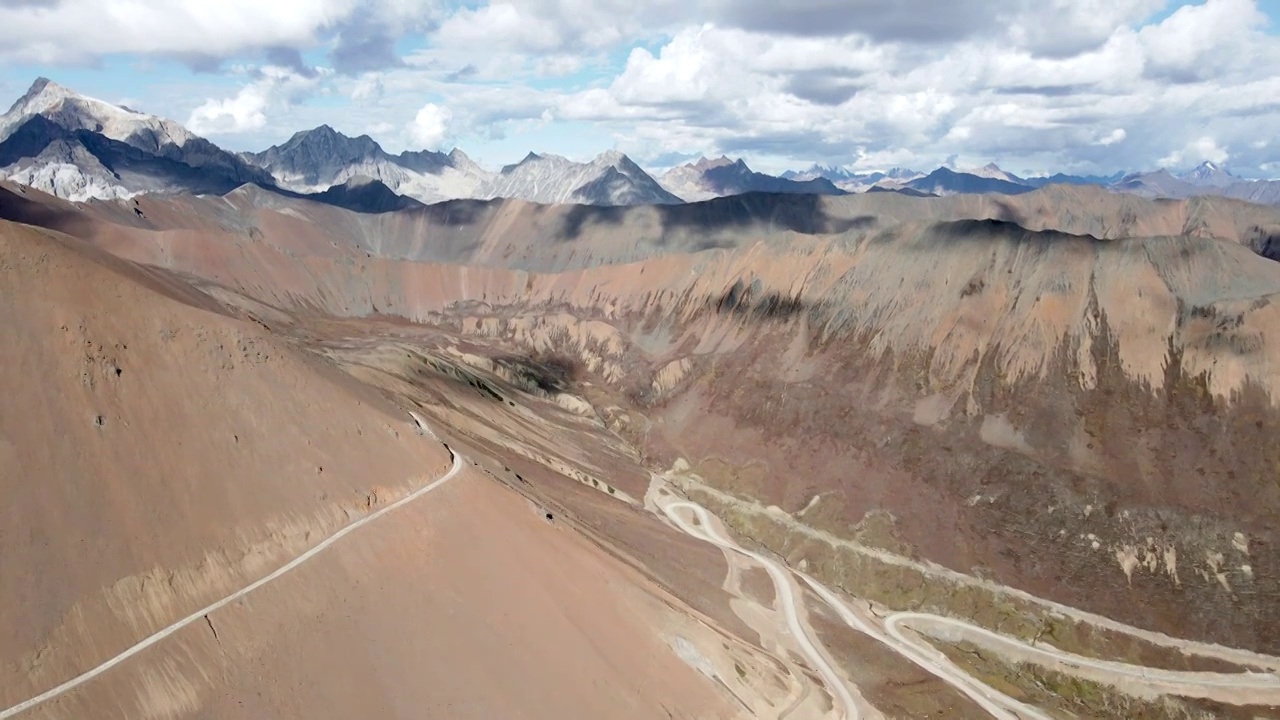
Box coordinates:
[0,77,272,200]
[0,77,194,149]
[245,125,491,204]
[963,163,1026,185]
[1110,166,1280,204]
[1111,169,1196,198]
[6,77,1280,211]
[477,151,681,206]
[661,156,844,201]
[1179,161,1238,189]
[781,164,923,191]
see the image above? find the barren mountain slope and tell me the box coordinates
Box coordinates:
[0,219,739,720]
[25,182,1277,271]
[13,182,1280,660]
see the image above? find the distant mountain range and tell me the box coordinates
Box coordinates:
[245,125,489,204]
[660,156,845,201]
[781,165,924,192]
[0,78,272,201]
[482,150,681,206]
[2,77,1279,211]
[1111,164,1280,205]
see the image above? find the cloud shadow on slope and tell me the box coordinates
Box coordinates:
[553,191,879,243]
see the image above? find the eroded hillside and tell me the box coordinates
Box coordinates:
[5,181,1280,719]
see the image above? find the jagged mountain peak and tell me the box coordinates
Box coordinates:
[6,77,97,117]
[594,149,628,165]
[904,166,1034,196]
[481,149,679,206]
[660,153,843,201]
[965,162,1024,184]
[0,76,195,151]
[0,77,274,200]
[244,125,491,203]
[1180,160,1237,188]
[275,125,383,159]
[700,155,743,171]
[8,77,61,113]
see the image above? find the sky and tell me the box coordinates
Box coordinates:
[1,0,1279,177]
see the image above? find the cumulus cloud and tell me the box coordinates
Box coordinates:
[1159,136,1230,167]
[408,102,453,148]
[428,0,645,53]
[349,73,385,103]
[1006,0,1165,57]
[542,0,1280,175]
[1139,0,1271,81]
[187,65,323,136]
[1096,128,1128,146]
[14,0,1280,175]
[0,0,342,63]
[0,0,440,67]
[188,89,269,134]
[328,1,444,75]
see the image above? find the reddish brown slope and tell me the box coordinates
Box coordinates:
[0,220,735,719]
[6,181,1280,653]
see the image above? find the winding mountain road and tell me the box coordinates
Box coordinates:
[662,499,863,720]
[799,577,1052,720]
[885,612,1280,699]
[659,489,1280,720]
[1,447,466,720]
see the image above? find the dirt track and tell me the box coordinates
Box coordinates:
[656,482,1280,719]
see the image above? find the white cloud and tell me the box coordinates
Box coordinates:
[535,54,586,77]
[1096,128,1127,146]
[433,3,566,53]
[426,0,665,57]
[539,0,1280,175]
[188,88,269,134]
[351,73,386,103]
[1159,136,1229,167]
[408,103,453,148]
[23,0,1280,176]
[0,0,440,65]
[1006,0,1165,57]
[0,0,344,63]
[187,65,323,136]
[1138,0,1271,80]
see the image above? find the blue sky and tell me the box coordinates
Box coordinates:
[2,0,1279,177]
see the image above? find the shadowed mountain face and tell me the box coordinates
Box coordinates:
[244,125,492,204]
[660,156,846,201]
[0,79,273,200]
[1119,166,1280,205]
[477,151,683,206]
[309,176,425,213]
[7,181,1280,658]
[906,167,1036,196]
[0,114,272,198]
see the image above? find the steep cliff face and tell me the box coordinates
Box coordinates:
[6,181,1280,653]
